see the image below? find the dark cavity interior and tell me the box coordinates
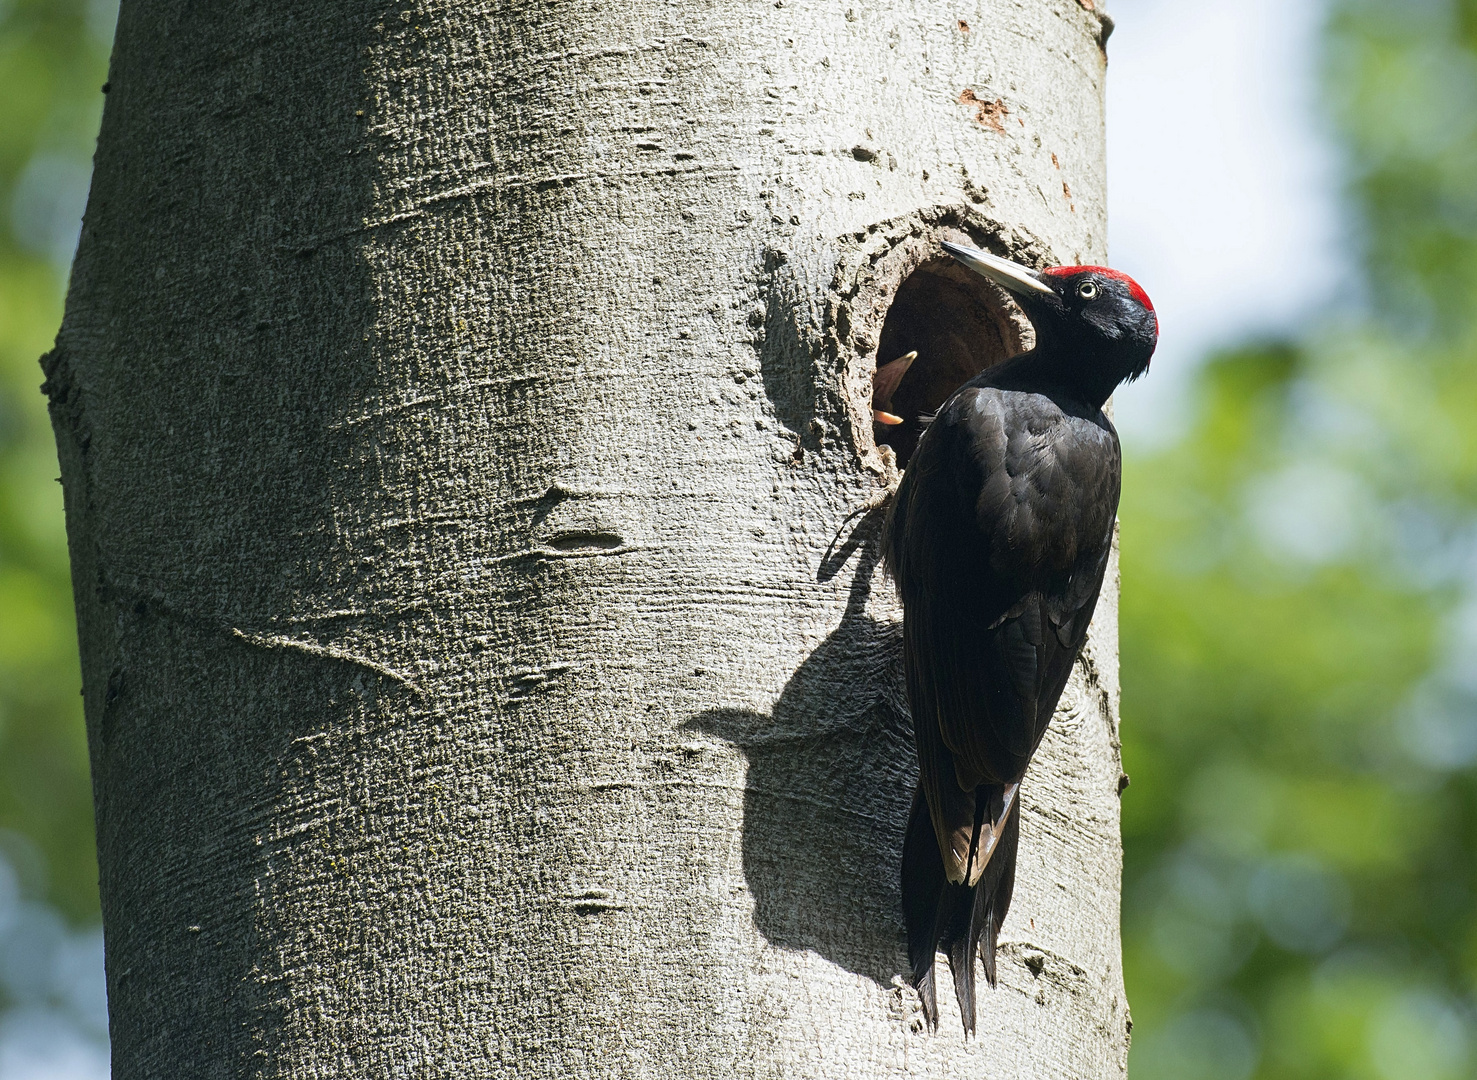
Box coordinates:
[873,256,1025,468]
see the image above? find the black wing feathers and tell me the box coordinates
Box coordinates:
[888,386,1119,874]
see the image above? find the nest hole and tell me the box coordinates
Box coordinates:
[872,255,1028,469]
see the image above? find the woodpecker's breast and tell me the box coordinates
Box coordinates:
[942,386,1121,586]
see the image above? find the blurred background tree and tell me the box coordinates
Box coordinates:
[1121,1,1477,1077]
[4,0,1477,1077]
[2,0,106,922]
[0,1,113,1075]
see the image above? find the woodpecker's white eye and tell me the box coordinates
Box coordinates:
[1077,280,1099,300]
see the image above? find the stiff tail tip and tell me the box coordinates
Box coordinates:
[902,786,1021,1033]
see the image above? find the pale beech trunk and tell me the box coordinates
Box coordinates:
[47,1,1127,1075]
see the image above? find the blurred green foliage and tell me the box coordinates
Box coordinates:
[0,0,109,923]
[1121,1,1477,1077]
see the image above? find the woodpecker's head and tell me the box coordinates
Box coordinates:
[940,241,1157,387]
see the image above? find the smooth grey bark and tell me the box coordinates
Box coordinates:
[48,1,1127,1076]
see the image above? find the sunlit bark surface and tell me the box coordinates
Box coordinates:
[46,1,1126,1075]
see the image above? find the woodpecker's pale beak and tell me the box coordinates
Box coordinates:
[872,350,916,425]
[940,241,1055,298]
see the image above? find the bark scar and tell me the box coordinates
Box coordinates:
[231,628,422,692]
[561,888,627,914]
[502,662,577,703]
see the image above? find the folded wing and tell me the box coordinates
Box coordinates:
[887,386,1120,884]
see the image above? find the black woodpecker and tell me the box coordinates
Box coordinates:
[884,241,1157,1032]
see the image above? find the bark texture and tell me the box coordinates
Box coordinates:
[48,1,1127,1076]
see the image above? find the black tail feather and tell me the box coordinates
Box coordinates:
[901,783,1021,1033]
[947,903,978,1035]
[977,806,1018,989]
[902,789,943,1029]
[977,874,999,988]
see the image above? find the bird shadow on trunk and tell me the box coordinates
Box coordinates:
[686,506,916,987]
